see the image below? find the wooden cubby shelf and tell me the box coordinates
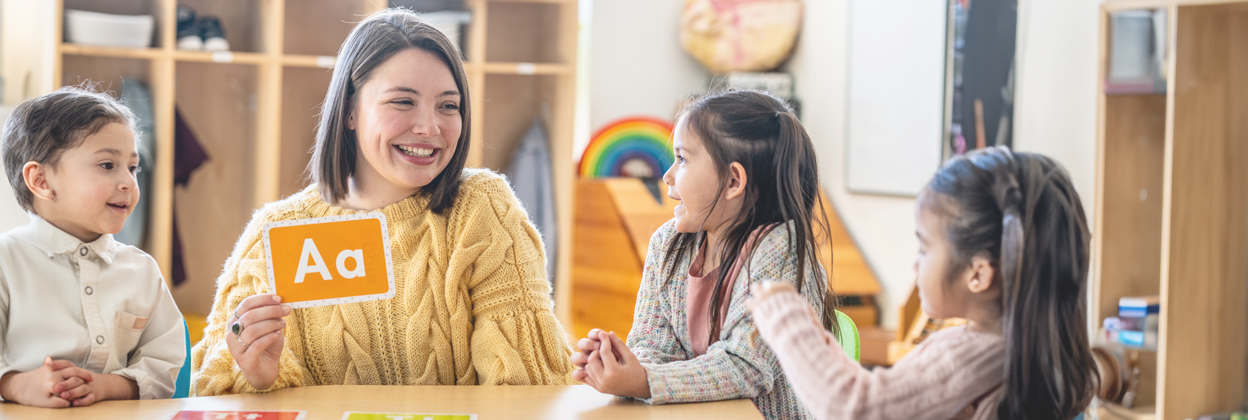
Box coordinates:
[1095,1,1248,419]
[53,0,579,329]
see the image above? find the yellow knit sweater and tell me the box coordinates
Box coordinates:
[191,169,574,395]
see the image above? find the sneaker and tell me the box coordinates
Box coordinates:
[175,5,202,50]
[199,16,229,51]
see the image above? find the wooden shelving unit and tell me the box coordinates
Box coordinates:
[53,0,579,328]
[1094,1,1248,419]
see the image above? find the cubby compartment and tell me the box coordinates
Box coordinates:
[278,66,333,197]
[479,74,558,171]
[1094,2,1248,419]
[284,0,377,57]
[63,0,166,49]
[60,55,152,93]
[170,62,260,315]
[483,2,566,64]
[177,0,269,53]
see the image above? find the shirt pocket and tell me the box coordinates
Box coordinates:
[113,310,150,355]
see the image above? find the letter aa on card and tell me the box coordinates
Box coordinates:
[262,213,396,308]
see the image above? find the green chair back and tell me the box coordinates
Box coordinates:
[834,310,860,362]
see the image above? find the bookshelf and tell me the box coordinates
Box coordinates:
[53,0,580,329]
[1094,1,1248,418]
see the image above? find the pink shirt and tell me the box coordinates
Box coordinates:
[687,225,774,356]
[751,290,1006,420]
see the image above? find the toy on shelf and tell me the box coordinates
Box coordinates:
[1101,295,1160,351]
[579,117,675,179]
[680,0,803,73]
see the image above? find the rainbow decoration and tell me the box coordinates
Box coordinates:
[579,117,676,178]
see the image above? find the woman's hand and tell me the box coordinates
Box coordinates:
[582,331,651,399]
[226,293,290,390]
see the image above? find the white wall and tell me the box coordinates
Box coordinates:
[584,0,708,159]
[787,0,1103,328]
[0,0,56,231]
[584,0,1106,329]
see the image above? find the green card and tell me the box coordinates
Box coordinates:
[340,413,476,420]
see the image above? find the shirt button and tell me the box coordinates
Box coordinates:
[84,286,93,296]
[95,335,105,345]
[79,246,88,256]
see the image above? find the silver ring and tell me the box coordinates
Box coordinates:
[237,334,249,349]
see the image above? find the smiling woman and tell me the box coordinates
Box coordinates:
[190,8,575,395]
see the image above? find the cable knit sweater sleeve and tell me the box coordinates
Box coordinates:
[449,174,574,385]
[751,291,1006,420]
[191,202,312,396]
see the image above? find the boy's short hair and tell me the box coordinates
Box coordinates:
[1,84,137,212]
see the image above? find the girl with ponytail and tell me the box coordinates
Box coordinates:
[750,146,1098,420]
[569,90,840,420]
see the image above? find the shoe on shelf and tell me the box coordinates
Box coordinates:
[199,16,229,51]
[175,5,202,50]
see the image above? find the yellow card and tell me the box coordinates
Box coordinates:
[262,213,395,308]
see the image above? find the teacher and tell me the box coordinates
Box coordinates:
[191,8,574,395]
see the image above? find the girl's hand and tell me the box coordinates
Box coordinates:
[747,282,821,348]
[583,331,651,399]
[0,357,82,408]
[226,293,290,390]
[747,280,798,304]
[570,328,606,382]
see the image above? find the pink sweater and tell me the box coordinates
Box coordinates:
[751,291,1006,420]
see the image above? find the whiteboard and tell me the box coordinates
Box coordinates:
[846,0,947,196]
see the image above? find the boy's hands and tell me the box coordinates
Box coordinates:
[0,357,92,408]
[55,371,137,407]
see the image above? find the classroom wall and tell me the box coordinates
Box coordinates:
[589,0,1103,329]
[582,0,709,159]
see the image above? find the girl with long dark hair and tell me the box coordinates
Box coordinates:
[569,90,840,420]
[750,146,1098,419]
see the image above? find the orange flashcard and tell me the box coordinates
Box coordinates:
[262,213,395,308]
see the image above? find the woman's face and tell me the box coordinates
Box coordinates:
[348,48,462,196]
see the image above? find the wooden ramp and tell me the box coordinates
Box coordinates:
[572,178,882,340]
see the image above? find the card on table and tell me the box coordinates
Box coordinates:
[263,213,396,309]
[340,413,477,420]
[172,411,307,420]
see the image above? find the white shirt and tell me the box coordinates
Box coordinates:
[0,214,184,400]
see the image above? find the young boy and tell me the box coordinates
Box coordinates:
[0,86,184,407]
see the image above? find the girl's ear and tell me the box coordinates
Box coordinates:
[725,162,748,200]
[965,253,996,294]
[23,161,55,201]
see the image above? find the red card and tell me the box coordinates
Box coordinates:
[172,411,307,420]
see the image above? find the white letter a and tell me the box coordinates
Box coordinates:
[294,238,332,283]
[336,249,366,279]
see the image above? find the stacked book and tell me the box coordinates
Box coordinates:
[1103,296,1160,350]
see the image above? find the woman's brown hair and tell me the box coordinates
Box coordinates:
[663,89,841,344]
[923,146,1098,419]
[308,8,471,214]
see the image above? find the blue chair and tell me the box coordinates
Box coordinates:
[834,310,860,362]
[173,320,191,398]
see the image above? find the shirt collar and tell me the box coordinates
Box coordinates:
[15,213,119,263]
